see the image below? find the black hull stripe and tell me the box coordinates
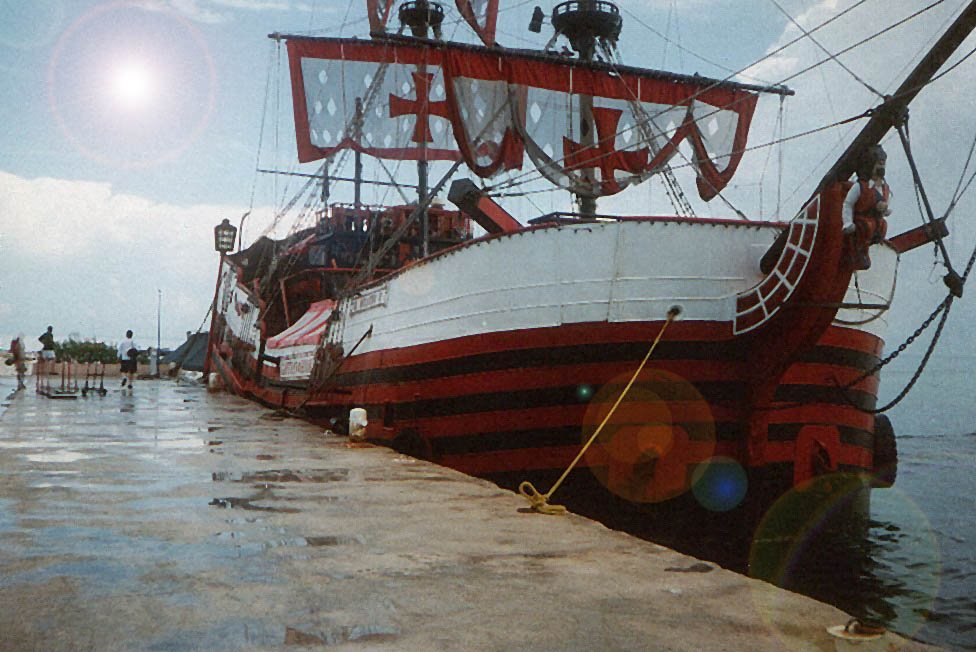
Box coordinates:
[361,381,749,421]
[768,424,874,448]
[773,384,877,411]
[430,422,749,457]
[794,345,880,370]
[335,339,746,387]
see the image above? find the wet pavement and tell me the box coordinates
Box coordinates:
[0,380,940,651]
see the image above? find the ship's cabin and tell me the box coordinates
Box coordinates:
[231,203,472,340]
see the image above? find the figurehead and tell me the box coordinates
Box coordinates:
[843,144,891,270]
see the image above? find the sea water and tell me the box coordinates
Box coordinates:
[786,355,976,650]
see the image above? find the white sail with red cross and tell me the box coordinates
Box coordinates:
[286,35,759,201]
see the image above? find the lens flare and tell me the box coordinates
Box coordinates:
[47,2,216,169]
[582,368,715,503]
[748,475,941,647]
[108,60,155,110]
[691,456,747,512]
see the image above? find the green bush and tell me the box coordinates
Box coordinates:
[55,339,118,364]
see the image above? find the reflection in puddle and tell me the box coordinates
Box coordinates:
[24,451,92,464]
[211,469,349,483]
[209,497,300,513]
[284,624,399,646]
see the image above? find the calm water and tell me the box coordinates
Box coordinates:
[558,355,975,650]
[705,357,975,651]
[853,358,976,650]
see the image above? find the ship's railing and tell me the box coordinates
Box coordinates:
[733,195,820,334]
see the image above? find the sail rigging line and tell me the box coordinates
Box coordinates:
[622,0,875,89]
[486,106,871,202]
[767,0,884,99]
[946,130,976,219]
[833,174,976,413]
[484,0,935,204]
[239,41,279,250]
[300,154,471,400]
[896,121,964,293]
[598,40,696,218]
[518,306,682,515]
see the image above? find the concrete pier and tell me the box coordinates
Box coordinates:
[0,381,938,651]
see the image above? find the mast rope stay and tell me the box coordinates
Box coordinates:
[833,136,976,413]
[486,0,945,205]
[767,0,884,99]
[519,306,681,515]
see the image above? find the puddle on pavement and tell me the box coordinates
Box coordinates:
[211,469,349,484]
[209,497,300,513]
[24,451,92,464]
[284,624,399,646]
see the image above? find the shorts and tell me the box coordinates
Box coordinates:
[120,359,137,373]
[41,350,55,360]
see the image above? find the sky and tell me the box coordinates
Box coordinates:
[2,0,976,359]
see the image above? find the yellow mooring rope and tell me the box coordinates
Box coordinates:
[518,306,682,515]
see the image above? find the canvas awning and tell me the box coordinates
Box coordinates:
[266,300,335,350]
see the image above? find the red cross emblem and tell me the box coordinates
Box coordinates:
[563,106,649,194]
[389,71,450,144]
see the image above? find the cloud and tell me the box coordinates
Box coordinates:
[134,0,322,23]
[0,171,252,347]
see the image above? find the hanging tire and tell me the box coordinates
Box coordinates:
[871,414,897,488]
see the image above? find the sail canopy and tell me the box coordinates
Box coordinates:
[266,300,335,350]
[286,36,762,201]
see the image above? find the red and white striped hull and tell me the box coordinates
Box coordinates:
[210,212,898,513]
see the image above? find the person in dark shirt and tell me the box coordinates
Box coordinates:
[38,326,55,374]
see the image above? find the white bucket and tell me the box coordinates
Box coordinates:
[349,407,368,440]
[207,372,223,392]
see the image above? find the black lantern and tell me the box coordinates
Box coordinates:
[214,218,237,253]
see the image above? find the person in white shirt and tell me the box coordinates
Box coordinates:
[842,144,891,270]
[117,330,139,390]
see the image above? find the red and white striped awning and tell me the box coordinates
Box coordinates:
[266,300,335,350]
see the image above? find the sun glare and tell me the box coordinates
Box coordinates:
[109,60,155,110]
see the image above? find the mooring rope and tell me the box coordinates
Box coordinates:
[518,306,681,515]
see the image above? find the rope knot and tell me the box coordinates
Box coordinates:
[518,481,567,515]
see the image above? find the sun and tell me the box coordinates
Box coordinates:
[108,60,155,110]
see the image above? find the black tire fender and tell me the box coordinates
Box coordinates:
[871,414,897,488]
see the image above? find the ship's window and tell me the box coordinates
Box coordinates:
[309,245,327,267]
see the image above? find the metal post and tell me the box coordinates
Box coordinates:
[203,254,224,377]
[419,160,429,257]
[156,289,161,377]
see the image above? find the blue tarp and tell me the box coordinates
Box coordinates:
[163,333,208,372]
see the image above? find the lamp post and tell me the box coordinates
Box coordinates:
[204,219,238,377]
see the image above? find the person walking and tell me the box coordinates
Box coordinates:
[8,335,27,390]
[38,325,55,375]
[117,330,139,391]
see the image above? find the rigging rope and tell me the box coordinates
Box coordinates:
[768,0,884,99]
[518,306,681,515]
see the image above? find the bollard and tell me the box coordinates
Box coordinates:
[349,407,368,441]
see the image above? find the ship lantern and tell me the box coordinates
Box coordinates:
[214,218,238,254]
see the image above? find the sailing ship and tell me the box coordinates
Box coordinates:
[206,0,975,520]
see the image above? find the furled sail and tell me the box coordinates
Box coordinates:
[286,35,760,201]
[366,0,397,34]
[454,0,499,46]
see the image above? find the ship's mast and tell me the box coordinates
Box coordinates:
[398,0,445,256]
[817,1,976,193]
[551,0,623,218]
